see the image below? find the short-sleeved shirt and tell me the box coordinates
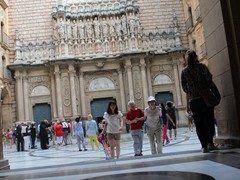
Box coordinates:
[74,122,84,136]
[144,106,162,128]
[103,111,123,134]
[126,108,144,130]
[86,120,98,135]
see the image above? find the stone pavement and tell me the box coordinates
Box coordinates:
[2,127,198,169]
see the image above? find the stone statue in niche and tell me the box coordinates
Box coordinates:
[72,19,78,40]
[109,16,116,37]
[93,17,101,39]
[58,17,65,42]
[121,14,128,35]
[66,18,72,40]
[85,18,94,39]
[102,17,109,38]
[78,19,85,40]
[128,12,135,34]
[52,19,58,41]
[115,16,122,37]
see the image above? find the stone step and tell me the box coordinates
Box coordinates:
[0,159,10,170]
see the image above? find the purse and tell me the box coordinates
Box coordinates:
[199,82,221,107]
[188,69,221,107]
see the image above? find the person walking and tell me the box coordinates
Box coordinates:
[126,100,144,156]
[15,122,24,152]
[61,119,69,146]
[74,116,87,151]
[30,122,37,149]
[166,101,177,140]
[40,120,49,150]
[144,96,163,155]
[102,101,123,159]
[86,114,100,151]
[54,121,63,146]
[181,49,220,153]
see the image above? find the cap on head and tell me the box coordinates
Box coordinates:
[148,96,156,102]
[128,100,135,106]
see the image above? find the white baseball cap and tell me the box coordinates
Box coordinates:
[148,96,156,102]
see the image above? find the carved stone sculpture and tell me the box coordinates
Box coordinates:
[72,19,78,40]
[78,19,85,40]
[93,17,101,39]
[102,17,109,38]
[58,17,65,42]
[85,18,94,39]
[109,16,116,37]
[115,16,122,37]
[121,14,128,35]
[66,18,72,40]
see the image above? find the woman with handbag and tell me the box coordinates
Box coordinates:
[181,50,220,153]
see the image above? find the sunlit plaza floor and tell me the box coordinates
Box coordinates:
[1,127,240,180]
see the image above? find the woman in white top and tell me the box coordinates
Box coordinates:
[103,101,123,159]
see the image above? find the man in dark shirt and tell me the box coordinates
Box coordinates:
[15,122,24,152]
[40,120,49,150]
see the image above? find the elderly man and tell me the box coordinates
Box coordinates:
[144,96,163,154]
[126,100,145,156]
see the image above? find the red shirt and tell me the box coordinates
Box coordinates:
[126,108,144,130]
[54,124,63,137]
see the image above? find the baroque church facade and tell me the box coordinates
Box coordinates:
[6,0,189,128]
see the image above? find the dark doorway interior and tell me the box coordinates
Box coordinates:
[155,91,174,106]
[33,103,52,127]
[90,97,116,124]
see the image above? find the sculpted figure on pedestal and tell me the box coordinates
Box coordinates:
[58,17,65,41]
[86,18,94,39]
[52,19,58,41]
[128,12,135,34]
[109,16,116,37]
[115,16,122,37]
[102,17,109,38]
[72,19,78,40]
[66,18,72,40]
[121,14,127,35]
[93,17,101,39]
[78,19,85,39]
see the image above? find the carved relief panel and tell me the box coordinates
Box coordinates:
[61,73,72,117]
[132,65,143,108]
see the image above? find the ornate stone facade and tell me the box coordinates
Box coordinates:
[8,0,188,126]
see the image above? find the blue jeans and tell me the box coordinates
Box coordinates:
[190,98,215,148]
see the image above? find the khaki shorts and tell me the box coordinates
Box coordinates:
[107,133,121,140]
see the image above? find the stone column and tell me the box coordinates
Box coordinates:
[51,73,57,118]
[69,64,78,117]
[79,67,86,116]
[22,71,30,121]
[54,65,63,118]
[173,59,183,106]
[125,58,134,101]
[146,59,153,96]
[118,67,126,112]
[0,89,9,169]
[140,57,149,107]
[15,71,24,120]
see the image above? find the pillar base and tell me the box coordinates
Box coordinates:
[215,136,240,147]
[0,159,10,170]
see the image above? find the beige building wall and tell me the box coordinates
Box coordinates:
[199,0,240,146]
[182,0,208,64]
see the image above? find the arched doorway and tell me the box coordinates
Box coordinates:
[1,87,12,130]
[32,103,51,127]
[155,91,173,106]
[90,97,116,123]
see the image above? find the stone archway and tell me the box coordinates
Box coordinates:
[1,86,12,130]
